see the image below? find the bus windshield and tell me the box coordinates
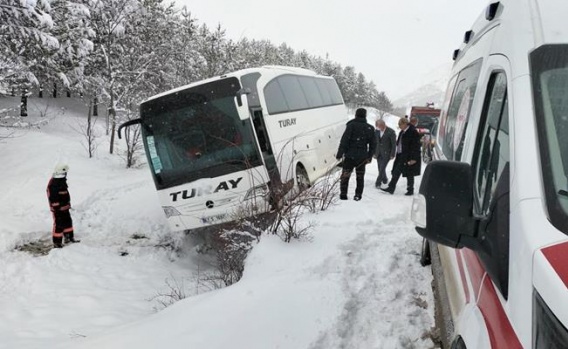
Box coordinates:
[531,44,568,235]
[140,77,263,190]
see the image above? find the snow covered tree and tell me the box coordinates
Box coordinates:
[0,0,57,94]
[275,43,297,66]
[373,90,393,117]
[196,23,236,79]
[167,7,205,87]
[87,0,140,152]
[340,66,357,106]
[48,0,95,91]
[116,0,179,167]
[354,72,368,106]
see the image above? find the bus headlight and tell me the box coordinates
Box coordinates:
[162,206,182,218]
[411,194,427,228]
[245,184,269,200]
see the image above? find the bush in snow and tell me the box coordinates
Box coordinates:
[212,228,259,286]
[268,170,340,243]
[151,226,259,310]
[150,275,188,310]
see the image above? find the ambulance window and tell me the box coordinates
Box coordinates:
[531,44,568,234]
[440,59,482,161]
[474,72,509,213]
[472,71,510,298]
[534,290,568,349]
[438,74,459,157]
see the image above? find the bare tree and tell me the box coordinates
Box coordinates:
[123,112,142,168]
[84,99,98,158]
[69,100,99,158]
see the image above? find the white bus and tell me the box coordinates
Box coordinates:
[119,66,347,231]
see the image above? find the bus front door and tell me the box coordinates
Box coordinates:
[251,109,286,204]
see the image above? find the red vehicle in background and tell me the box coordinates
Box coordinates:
[409,105,441,135]
[409,105,440,163]
[420,119,438,164]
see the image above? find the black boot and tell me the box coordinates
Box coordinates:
[53,236,63,248]
[64,232,78,244]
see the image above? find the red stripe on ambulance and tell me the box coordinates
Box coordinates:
[477,275,523,348]
[542,241,568,289]
[456,249,522,348]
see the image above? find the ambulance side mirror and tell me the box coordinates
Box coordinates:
[411,161,478,250]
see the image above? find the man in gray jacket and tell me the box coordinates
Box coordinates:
[374,119,396,188]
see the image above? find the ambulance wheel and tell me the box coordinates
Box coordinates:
[451,336,467,349]
[420,238,432,266]
[422,147,433,163]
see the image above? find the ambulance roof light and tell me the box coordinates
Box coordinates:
[464,30,473,44]
[486,2,500,21]
[452,49,460,61]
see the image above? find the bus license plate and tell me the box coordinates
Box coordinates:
[200,213,228,224]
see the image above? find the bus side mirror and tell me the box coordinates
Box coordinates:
[235,88,251,120]
[117,118,142,139]
[411,160,478,250]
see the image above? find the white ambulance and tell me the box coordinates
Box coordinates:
[411,1,568,348]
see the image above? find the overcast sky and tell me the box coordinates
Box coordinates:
[175,0,489,99]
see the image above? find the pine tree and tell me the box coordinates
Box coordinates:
[0,0,58,94]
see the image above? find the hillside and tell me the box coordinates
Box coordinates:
[392,63,452,111]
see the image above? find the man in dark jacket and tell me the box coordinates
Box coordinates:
[374,119,396,188]
[380,117,421,195]
[47,164,76,248]
[336,108,377,201]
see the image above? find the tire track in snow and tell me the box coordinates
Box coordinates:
[309,219,435,349]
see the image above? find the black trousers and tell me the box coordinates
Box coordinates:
[388,156,414,192]
[340,158,367,197]
[52,209,74,244]
[375,156,391,186]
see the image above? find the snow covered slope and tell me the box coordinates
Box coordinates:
[0,97,436,349]
[393,63,452,110]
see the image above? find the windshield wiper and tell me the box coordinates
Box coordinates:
[558,189,568,197]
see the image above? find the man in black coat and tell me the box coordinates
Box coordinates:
[380,117,422,195]
[47,164,76,248]
[336,108,377,201]
[374,119,396,188]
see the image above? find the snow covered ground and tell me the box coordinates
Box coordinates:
[0,97,436,349]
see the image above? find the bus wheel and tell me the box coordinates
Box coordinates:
[420,238,432,266]
[296,166,310,191]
